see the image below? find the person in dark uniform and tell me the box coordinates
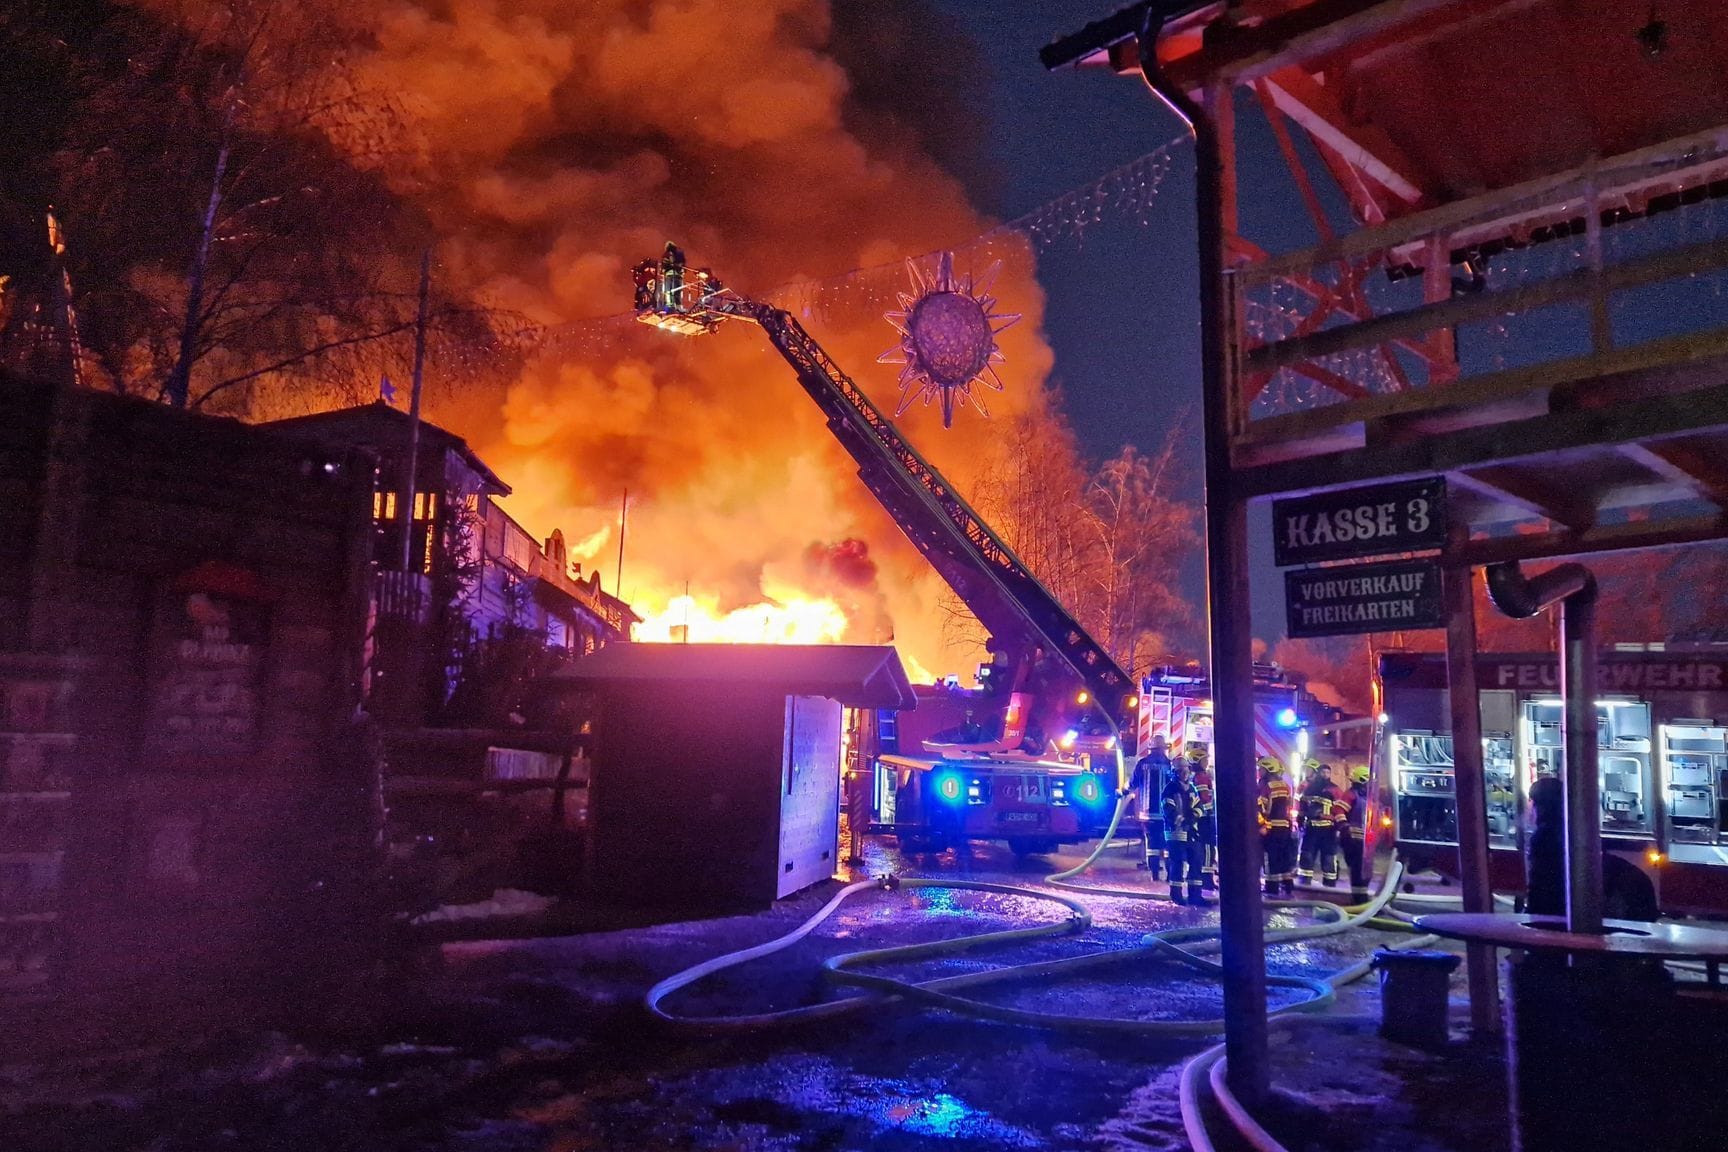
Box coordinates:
[659,242,686,310]
[1122,735,1172,877]
[1296,761,1341,887]
[1162,753,1213,907]
[1526,768,1564,916]
[1189,745,1218,892]
[1525,767,1661,920]
[1257,756,1296,897]
[1335,765,1374,903]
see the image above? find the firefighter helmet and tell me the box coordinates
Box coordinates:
[1303,758,1321,773]
[1185,744,1209,763]
[1258,756,1284,775]
[1350,765,1371,784]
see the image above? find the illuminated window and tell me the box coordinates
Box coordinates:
[373,491,398,521]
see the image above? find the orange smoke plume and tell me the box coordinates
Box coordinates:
[159,0,1064,675]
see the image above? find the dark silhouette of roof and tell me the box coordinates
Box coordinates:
[263,402,510,495]
[551,643,916,710]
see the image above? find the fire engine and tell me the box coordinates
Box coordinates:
[1135,662,1349,770]
[1377,647,1728,915]
[633,247,1133,855]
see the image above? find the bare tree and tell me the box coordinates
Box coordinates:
[1080,423,1200,676]
[23,0,527,413]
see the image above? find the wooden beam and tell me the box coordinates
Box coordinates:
[1239,323,1728,457]
[1261,66,1426,204]
[1165,0,1482,89]
[1448,467,1596,529]
[1238,121,1728,287]
[1618,442,1728,506]
[1233,377,1728,499]
[1450,514,1728,568]
[1248,234,1728,374]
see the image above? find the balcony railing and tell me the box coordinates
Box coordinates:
[374,569,434,623]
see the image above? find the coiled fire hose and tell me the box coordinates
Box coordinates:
[645,794,1433,1036]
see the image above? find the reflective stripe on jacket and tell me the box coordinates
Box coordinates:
[1259,776,1292,830]
[1336,782,1369,839]
[1162,777,1202,841]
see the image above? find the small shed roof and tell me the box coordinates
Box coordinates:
[551,643,917,710]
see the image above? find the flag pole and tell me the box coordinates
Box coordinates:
[400,249,431,576]
[615,488,629,599]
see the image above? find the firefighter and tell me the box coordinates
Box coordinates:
[1188,745,1217,892]
[1335,765,1373,903]
[1121,735,1171,877]
[1161,751,1213,906]
[1296,761,1342,887]
[1257,756,1295,897]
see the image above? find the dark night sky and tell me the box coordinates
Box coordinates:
[929,0,1313,652]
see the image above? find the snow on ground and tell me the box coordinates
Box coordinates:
[2,839,1500,1152]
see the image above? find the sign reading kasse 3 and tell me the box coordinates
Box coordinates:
[1273,478,1447,568]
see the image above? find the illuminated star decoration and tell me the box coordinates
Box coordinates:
[878,251,1020,428]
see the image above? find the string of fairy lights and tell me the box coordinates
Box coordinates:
[1239,188,1728,420]
[536,137,1186,356]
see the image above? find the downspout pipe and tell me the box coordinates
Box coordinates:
[1136,11,1272,1104]
[1485,561,1603,934]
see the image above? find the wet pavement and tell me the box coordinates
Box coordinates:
[2,838,1445,1151]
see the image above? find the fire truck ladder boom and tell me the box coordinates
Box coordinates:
[633,253,1132,722]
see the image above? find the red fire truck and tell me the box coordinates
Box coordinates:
[1377,647,1728,914]
[1135,663,1348,770]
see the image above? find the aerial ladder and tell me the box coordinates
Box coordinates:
[631,246,1135,749]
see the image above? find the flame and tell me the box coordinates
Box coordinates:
[138,0,1061,679]
[635,591,848,646]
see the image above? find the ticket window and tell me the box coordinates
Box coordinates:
[1521,699,1653,837]
[1660,723,1726,847]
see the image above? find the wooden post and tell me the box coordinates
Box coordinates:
[1561,586,1604,934]
[1423,233,1460,384]
[1205,81,1270,1105]
[1138,29,1267,1102]
[1584,165,1612,355]
[1443,523,1499,1031]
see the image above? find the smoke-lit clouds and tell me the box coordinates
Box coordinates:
[167,0,1065,671]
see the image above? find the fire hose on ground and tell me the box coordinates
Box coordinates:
[645,796,1440,1038]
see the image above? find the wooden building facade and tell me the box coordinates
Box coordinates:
[1,374,376,1048]
[266,403,637,724]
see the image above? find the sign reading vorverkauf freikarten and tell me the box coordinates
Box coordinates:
[1284,558,1446,639]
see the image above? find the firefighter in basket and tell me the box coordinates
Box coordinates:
[1295,760,1342,888]
[1333,765,1373,903]
[1121,735,1172,878]
[1161,751,1214,907]
[1257,756,1296,897]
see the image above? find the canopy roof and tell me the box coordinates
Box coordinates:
[551,643,917,710]
[1047,1,1728,241]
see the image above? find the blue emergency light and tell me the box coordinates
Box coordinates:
[934,772,964,803]
[1276,707,1300,728]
